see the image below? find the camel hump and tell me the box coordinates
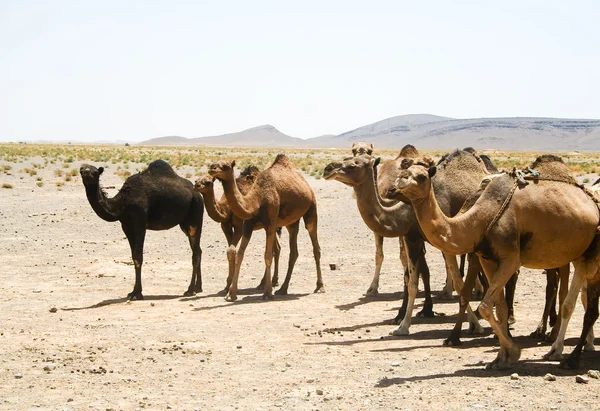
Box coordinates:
[395,144,419,159]
[529,155,575,183]
[272,154,292,167]
[145,159,177,176]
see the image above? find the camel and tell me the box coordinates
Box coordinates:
[80,160,204,300]
[208,154,324,301]
[351,142,374,156]
[323,152,485,337]
[392,154,600,369]
[193,166,281,292]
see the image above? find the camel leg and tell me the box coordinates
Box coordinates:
[580,281,596,352]
[547,264,570,342]
[182,223,203,296]
[477,257,522,369]
[122,222,146,301]
[257,235,281,289]
[276,221,300,295]
[444,252,480,346]
[391,237,419,336]
[443,253,484,334]
[365,233,385,296]
[505,270,519,325]
[226,221,255,302]
[415,239,434,318]
[561,279,599,369]
[394,267,410,325]
[261,225,279,300]
[544,260,588,361]
[531,268,558,338]
[221,222,237,294]
[304,204,324,293]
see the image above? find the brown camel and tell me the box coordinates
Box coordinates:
[208,154,324,301]
[193,166,281,292]
[351,142,374,156]
[323,152,484,336]
[80,160,204,300]
[392,154,600,369]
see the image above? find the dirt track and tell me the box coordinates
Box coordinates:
[1,159,599,410]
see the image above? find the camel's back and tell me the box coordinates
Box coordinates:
[433,150,489,216]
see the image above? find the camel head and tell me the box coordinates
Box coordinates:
[323,155,380,186]
[193,175,215,194]
[351,142,374,156]
[80,164,104,185]
[208,159,236,181]
[391,164,436,201]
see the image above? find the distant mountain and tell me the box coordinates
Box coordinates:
[140,125,304,147]
[139,115,600,151]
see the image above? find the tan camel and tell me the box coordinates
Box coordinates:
[351,142,374,156]
[392,154,600,369]
[194,166,281,292]
[323,153,484,337]
[209,154,324,301]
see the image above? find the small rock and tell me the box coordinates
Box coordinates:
[67,398,74,402]
[306,378,315,383]
[510,373,519,380]
[43,364,56,372]
[14,373,23,379]
[285,362,291,367]
[391,362,400,367]
[316,389,324,395]
[49,307,58,313]
[33,289,41,293]
[544,373,557,381]
[576,375,589,384]
[236,345,242,349]
[588,369,600,379]
[167,405,173,409]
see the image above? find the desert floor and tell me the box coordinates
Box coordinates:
[1,155,599,411]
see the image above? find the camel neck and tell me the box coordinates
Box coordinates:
[220,175,259,220]
[410,183,482,255]
[352,168,413,237]
[84,182,121,222]
[200,188,230,223]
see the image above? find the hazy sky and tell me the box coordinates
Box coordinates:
[1,1,599,142]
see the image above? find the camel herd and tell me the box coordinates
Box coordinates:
[79,144,600,371]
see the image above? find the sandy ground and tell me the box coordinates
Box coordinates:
[0,156,599,411]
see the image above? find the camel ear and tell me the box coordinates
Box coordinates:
[370,143,374,150]
[351,143,356,148]
[428,166,437,178]
[231,160,236,168]
[374,157,381,167]
[98,167,104,175]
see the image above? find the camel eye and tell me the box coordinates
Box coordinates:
[415,174,427,183]
[401,159,412,169]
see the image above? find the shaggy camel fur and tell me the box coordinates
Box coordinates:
[323,153,484,337]
[393,154,600,369]
[209,154,324,301]
[80,160,204,300]
[194,167,281,292]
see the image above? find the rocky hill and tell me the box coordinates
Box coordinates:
[139,114,600,151]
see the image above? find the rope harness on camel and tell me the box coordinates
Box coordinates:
[484,167,598,237]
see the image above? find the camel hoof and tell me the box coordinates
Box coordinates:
[256,283,265,290]
[274,288,288,296]
[416,309,435,318]
[438,290,453,300]
[443,337,462,347]
[508,315,516,325]
[485,361,512,370]
[183,290,196,297]
[468,323,485,335]
[543,349,564,361]
[225,294,238,302]
[262,292,274,300]
[314,285,325,294]
[390,326,409,336]
[364,288,378,297]
[529,329,544,339]
[127,292,143,301]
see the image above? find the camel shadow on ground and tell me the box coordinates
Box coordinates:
[374,350,600,387]
[335,292,403,311]
[61,294,184,311]
[192,291,310,312]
